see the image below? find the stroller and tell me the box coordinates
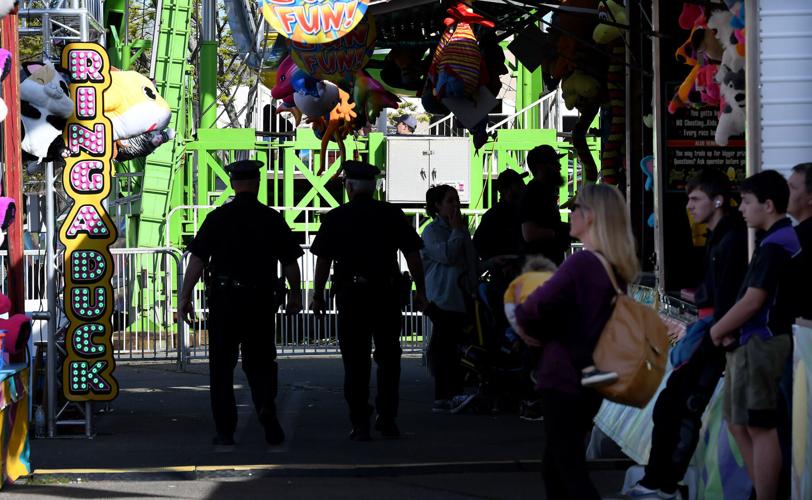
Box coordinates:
[454,256,538,414]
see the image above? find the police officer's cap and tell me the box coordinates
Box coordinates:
[343,160,381,181]
[225,160,263,181]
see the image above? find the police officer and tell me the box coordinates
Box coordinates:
[310,160,427,441]
[178,159,303,447]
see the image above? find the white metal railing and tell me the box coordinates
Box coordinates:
[426,89,563,138]
[487,89,563,134]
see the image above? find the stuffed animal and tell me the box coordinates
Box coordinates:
[640,155,655,227]
[0,196,16,230]
[561,70,600,110]
[708,9,745,146]
[0,293,31,364]
[669,8,724,114]
[707,10,743,73]
[115,128,175,161]
[309,87,356,176]
[424,0,495,150]
[593,0,627,185]
[0,0,18,19]
[549,0,601,80]
[0,49,11,122]
[94,69,174,161]
[20,62,74,167]
[715,65,745,146]
[106,69,172,142]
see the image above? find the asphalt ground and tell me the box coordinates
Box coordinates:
[5,356,628,499]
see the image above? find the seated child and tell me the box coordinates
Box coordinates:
[504,256,618,388]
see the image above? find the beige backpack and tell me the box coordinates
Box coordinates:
[591,252,670,408]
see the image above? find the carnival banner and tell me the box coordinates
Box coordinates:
[58,43,118,401]
[260,0,369,44]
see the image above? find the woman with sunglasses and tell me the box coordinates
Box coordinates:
[514,184,640,499]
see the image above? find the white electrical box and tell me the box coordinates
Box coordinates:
[385,137,471,204]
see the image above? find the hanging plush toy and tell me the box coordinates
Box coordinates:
[309,88,357,176]
[423,0,495,150]
[0,293,31,364]
[20,62,74,168]
[549,0,601,80]
[593,0,628,185]
[105,68,173,161]
[0,49,11,123]
[708,9,745,146]
[668,5,724,114]
[640,155,655,227]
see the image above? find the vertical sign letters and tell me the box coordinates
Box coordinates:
[59,43,118,401]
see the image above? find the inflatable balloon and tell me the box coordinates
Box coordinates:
[260,0,370,44]
[289,14,376,91]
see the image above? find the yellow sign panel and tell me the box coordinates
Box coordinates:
[59,43,119,402]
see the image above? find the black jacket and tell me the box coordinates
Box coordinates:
[694,212,748,318]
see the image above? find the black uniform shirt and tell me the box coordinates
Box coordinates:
[795,217,812,319]
[694,211,749,318]
[518,179,565,263]
[473,200,522,261]
[310,194,423,285]
[187,193,303,283]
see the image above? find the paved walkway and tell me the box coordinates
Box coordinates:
[10,356,627,499]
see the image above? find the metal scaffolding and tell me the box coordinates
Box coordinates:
[18,0,106,59]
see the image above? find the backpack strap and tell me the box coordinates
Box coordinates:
[590,251,624,296]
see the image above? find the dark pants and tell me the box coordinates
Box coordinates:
[642,334,726,492]
[427,306,466,400]
[207,288,278,438]
[336,288,402,427]
[540,389,604,500]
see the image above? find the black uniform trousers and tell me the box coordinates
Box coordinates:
[207,287,278,438]
[335,286,402,427]
[540,388,604,500]
[642,333,726,492]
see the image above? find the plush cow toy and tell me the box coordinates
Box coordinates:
[0,0,18,19]
[20,62,73,168]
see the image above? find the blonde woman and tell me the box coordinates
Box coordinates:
[515,184,639,500]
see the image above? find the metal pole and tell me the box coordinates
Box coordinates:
[199,0,218,129]
[651,0,666,298]
[175,251,187,371]
[45,161,57,438]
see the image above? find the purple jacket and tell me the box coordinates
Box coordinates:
[515,251,621,394]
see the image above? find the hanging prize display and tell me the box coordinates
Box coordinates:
[260,0,369,44]
[289,13,375,90]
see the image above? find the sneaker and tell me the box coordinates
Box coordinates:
[432,399,453,414]
[449,392,478,414]
[626,483,682,499]
[349,424,371,441]
[374,416,400,438]
[518,399,544,421]
[581,367,619,387]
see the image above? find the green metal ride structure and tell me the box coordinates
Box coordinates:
[97,0,602,249]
